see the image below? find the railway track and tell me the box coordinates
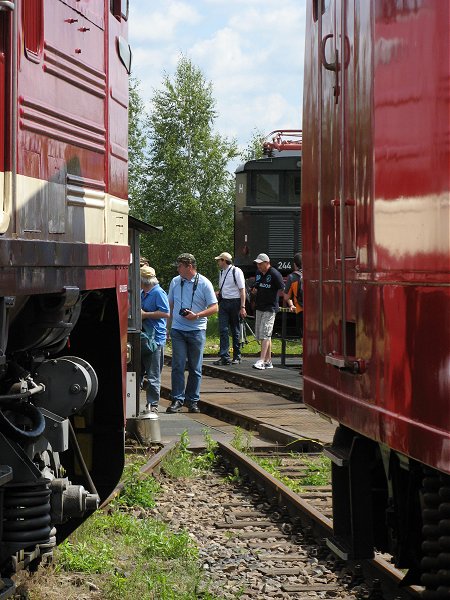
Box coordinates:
[113,441,422,600]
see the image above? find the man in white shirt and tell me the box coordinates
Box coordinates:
[213,252,247,365]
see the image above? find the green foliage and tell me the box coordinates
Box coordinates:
[192,430,218,471]
[141,525,198,560]
[162,430,219,478]
[239,128,266,162]
[231,426,254,453]
[128,77,150,216]
[203,313,301,356]
[223,467,243,485]
[139,56,239,286]
[249,452,331,493]
[56,538,114,574]
[114,458,161,509]
[161,430,195,478]
[54,498,217,598]
[298,454,331,486]
[108,563,220,600]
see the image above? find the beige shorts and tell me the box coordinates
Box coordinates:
[255,310,276,340]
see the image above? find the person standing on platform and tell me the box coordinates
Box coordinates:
[166,253,218,414]
[251,253,284,370]
[284,252,303,339]
[213,252,247,365]
[140,266,170,412]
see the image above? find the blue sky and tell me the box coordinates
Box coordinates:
[128,0,306,153]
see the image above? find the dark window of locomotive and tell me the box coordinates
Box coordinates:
[251,173,280,206]
[23,0,44,61]
[286,172,301,206]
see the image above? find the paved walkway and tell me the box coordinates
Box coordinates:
[148,358,336,448]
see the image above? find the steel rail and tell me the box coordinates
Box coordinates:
[99,441,176,509]
[217,441,421,600]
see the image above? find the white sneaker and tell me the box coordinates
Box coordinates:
[253,360,265,370]
[264,361,273,369]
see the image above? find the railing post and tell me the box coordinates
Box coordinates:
[280,308,287,367]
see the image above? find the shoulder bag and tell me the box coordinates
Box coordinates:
[140,327,158,354]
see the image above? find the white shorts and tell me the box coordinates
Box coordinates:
[255,310,276,340]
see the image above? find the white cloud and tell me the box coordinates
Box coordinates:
[129,0,306,150]
[129,1,200,44]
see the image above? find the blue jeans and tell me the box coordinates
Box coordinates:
[170,328,206,406]
[219,298,241,360]
[141,345,164,407]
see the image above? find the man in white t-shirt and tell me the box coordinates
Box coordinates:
[213,252,247,365]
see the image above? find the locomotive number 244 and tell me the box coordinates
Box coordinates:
[277,261,291,270]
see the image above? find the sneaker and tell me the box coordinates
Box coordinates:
[252,360,265,370]
[264,361,273,369]
[188,404,200,414]
[231,358,241,365]
[141,405,158,415]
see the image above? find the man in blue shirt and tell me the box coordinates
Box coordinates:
[167,253,218,413]
[140,265,170,412]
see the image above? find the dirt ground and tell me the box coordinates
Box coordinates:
[13,568,105,600]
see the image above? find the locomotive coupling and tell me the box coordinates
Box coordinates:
[49,478,99,524]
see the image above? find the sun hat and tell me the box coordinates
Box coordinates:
[140,265,156,278]
[214,252,232,261]
[254,253,270,263]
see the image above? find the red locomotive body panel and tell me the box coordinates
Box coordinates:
[303,0,449,473]
[302,0,450,581]
[0,1,131,581]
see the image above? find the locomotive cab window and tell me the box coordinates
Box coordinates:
[250,171,300,207]
[23,0,44,61]
[252,173,280,206]
[286,172,301,206]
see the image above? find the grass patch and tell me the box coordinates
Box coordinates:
[230,426,254,453]
[50,452,222,600]
[114,457,161,509]
[165,313,302,356]
[248,452,331,494]
[161,430,219,479]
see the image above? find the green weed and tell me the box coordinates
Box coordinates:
[231,426,254,453]
[248,452,331,493]
[298,454,331,486]
[162,430,219,478]
[56,538,114,574]
[223,466,242,484]
[161,430,195,478]
[114,459,161,508]
[192,429,218,471]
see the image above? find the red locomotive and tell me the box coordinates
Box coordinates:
[303,0,449,596]
[0,0,130,590]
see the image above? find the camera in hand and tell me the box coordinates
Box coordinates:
[179,308,189,317]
